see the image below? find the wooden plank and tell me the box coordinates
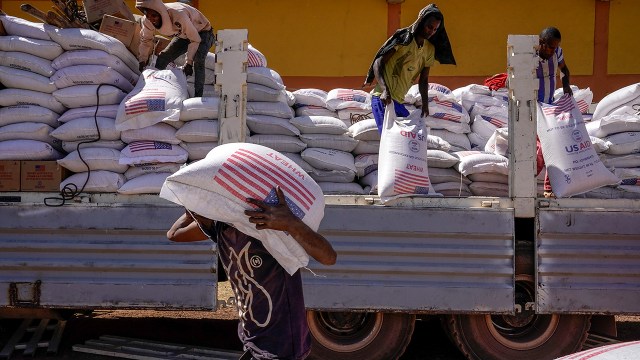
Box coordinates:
[23,318,48,356]
[0,319,31,359]
[47,320,67,354]
[73,335,242,360]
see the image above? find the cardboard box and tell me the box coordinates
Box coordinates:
[154,35,171,56]
[0,161,20,192]
[99,14,137,47]
[20,161,68,192]
[83,0,135,25]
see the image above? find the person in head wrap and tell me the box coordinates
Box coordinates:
[364,3,456,134]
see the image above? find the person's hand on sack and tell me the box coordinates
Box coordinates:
[245,186,297,231]
[183,63,193,77]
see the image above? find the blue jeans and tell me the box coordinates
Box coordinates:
[371,95,410,134]
[155,29,215,97]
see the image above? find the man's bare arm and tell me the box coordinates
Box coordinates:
[559,62,572,96]
[373,48,397,105]
[419,66,431,117]
[167,211,208,242]
[245,187,337,266]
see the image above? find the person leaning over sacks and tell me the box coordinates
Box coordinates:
[167,186,337,360]
[135,0,214,97]
[535,26,572,198]
[363,3,456,134]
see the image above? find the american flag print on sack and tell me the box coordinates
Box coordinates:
[333,89,368,103]
[394,169,431,195]
[212,148,316,220]
[129,141,173,153]
[432,112,462,123]
[431,97,463,113]
[125,90,166,115]
[480,115,506,128]
[541,95,574,117]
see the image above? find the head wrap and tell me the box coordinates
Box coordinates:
[364,4,456,86]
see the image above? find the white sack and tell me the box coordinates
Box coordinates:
[378,107,436,203]
[121,122,180,144]
[52,49,139,84]
[0,51,55,76]
[180,97,220,121]
[53,85,126,109]
[51,65,134,92]
[0,66,56,93]
[247,115,300,136]
[57,147,128,173]
[0,36,63,60]
[160,142,325,275]
[0,105,59,127]
[0,139,62,160]
[50,117,120,141]
[45,27,139,72]
[118,172,171,195]
[120,141,188,165]
[60,170,125,193]
[116,68,188,131]
[537,95,620,197]
[592,83,640,121]
[0,88,65,114]
[58,105,119,123]
[0,16,53,41]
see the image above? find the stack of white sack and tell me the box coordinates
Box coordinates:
[178,97,220,161]
[408,83,472,137]
[292,88,336,117]
[245,45,297,153]
[586,83,640,199]
[246,65,301,150]
[452,151,509,197]
[292,115,361,195]
[171,51,216,98]
[0,16,65,160]
[160,142,325,275]
[110,68,189,194]
[450,84,507,150]
[349,118,380,194]
[326,88,373,127]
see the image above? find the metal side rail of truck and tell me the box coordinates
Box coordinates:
[1,35,640,360]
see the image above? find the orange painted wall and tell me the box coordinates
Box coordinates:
[1,0,638,100]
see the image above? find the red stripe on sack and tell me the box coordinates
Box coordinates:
[237,149,316,205]
[396,169,429,181]
[218,167,265,201]
[542,96,574,115]
[213,175,249,204]
[564,341,640,360]
[223,160,272,196]
[237,149,316,202]
[232,152,312,210]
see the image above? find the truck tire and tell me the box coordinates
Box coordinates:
[443,275,591,360]
[306,311,415,360]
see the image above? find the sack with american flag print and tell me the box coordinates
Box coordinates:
[537,95,619,197]
[159,142,325,275]
[378,106,438,203]
[115,68,188,131]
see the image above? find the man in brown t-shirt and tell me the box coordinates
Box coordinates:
[167,187,337,359]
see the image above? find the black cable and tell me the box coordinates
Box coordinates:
[45,84,106,206]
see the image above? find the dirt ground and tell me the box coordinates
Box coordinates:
[1,283,639,360]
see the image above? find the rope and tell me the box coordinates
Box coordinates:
[44,84,106,206]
